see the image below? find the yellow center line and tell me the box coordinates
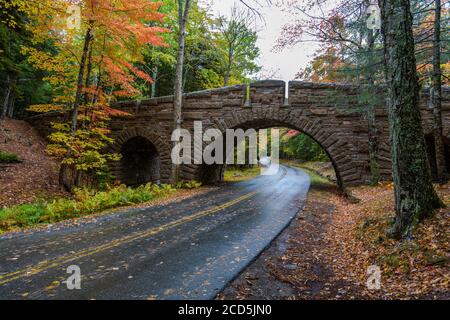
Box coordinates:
[0,191,257,286]
[0,166,289,287]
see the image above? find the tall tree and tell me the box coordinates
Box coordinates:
[216,7,260,86]
[21,0,167,190]
[0,0,52,119]
[431,0,447,182]
[140,1,261,98]
[276,0,384,184]
[172,0,191,184]
[379,0,444,238]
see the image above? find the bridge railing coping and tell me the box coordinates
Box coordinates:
[110,80,449,108]
[27,81,450,117]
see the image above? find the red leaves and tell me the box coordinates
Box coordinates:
[286,130,300,137]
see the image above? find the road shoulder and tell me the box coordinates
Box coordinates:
[218,181,449,300]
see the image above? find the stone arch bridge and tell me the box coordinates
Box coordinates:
[30,80,450,189]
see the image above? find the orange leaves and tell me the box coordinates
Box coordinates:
[82,0,169,48]
[120,60,153,83]
[16,0,169,181]
[100,105,131,118]
[103,57,152,98]
[23,0,169,104]
[325,184,450,299]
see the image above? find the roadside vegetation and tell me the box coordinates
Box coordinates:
[224,166,261,182]
[0,182,201,234]
[281,159,335,188]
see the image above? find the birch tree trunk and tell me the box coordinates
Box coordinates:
[151,65,158,99]
[172,0,191,184]
[379,0,444,238]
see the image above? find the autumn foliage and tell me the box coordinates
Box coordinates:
[8,0,168,189]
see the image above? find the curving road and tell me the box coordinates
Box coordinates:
[0,165,310,300]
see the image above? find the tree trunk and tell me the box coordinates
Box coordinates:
[7,90,15,118]
[367,99,380,184]
[224,47,233,87]
[84,39,94,106]
[172,0,191,184]
[151,65,158,99]
[59,164,73,193]
[1,74,11,119]
[62,26,92,191]
[431,0,447,182]
[71,26,92,134]
[81,39,94,132]
[366,28,380,184]
[379,0,444,238]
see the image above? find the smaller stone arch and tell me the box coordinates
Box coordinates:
[109,127,172,185]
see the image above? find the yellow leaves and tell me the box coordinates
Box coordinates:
[51,122,70,132]
[27,104,64,113]
[46,146,66,159]
[44,280,61,291]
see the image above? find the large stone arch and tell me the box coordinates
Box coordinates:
[108,127,172,185]
[183,108,358,190]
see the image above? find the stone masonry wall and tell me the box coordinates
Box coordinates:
[28,80,450,188]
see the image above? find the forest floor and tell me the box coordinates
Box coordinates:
[219,169,449,300]
[0,119,68,208]
[0,120,210,208]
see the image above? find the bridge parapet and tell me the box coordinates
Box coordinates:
[248,80,286,107]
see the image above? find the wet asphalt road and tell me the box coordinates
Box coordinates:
[0,165,310,300]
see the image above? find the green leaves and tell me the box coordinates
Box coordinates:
[0,151,20,163]
[281,132,329,162]
[0,183,179,232]
[141,1,261,96]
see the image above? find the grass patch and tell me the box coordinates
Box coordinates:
[0,182,201,233]
[176,180,203,189]
[224,166,261,182]
[0,151,20,163]
[282,160,335,189]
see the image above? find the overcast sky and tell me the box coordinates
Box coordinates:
[199,0,321,82]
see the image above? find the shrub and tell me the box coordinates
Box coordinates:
[0,151,20,163]
[176,181,202,189]
[0,202,47,228]
[0,183,179,233]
